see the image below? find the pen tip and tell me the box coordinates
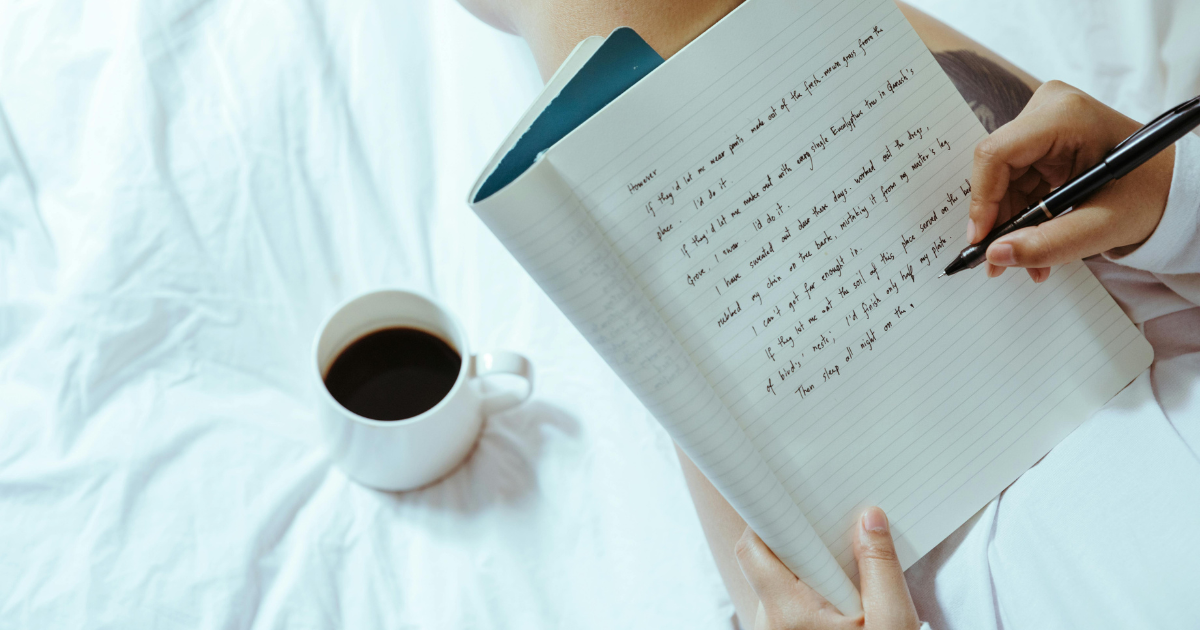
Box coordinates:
[936,271,946,278]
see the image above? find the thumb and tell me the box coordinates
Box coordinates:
[853,507,920,630]
[984,205,1120,269]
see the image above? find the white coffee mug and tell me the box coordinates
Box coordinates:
[313,289,533,491]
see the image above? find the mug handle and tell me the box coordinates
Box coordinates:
[470,352,534,415]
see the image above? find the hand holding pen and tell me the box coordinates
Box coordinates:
[942,81,1200,280]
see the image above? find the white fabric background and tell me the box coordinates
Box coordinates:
[0,1,728,627]
[898,2,1200,629]
[0,0,1196,628]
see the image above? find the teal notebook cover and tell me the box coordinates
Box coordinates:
[474,28,664,202]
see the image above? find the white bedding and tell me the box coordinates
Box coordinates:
[0,0,1196,628]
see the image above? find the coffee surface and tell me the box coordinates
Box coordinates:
[324,327,461,421]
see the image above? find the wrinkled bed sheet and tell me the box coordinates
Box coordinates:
[0,0,1195,628]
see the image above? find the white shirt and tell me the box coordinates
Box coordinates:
[906,133,1200,629]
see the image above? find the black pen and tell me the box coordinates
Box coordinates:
[941,93,1200,278]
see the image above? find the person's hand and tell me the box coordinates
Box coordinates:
[969,80,1176,281]
[734,507,920,630]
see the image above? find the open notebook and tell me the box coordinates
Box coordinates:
[468,0,1152,615]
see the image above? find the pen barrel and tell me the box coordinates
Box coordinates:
[963,171,1094,269]
[991,208,1043,240]
[1037,161,1113,216]
[983,194,1062,249]
[1106,101,1200,180]
[1108,133,1179,180]
[948,95,1200,278]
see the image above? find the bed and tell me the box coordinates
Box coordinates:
[1,0,1196,627]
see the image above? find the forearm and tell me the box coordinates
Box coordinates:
[675,446,758,627]
[896,2,1040,132]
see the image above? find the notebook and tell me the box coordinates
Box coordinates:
[468,0,1152,615]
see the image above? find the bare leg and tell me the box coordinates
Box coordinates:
[675,445,758,625]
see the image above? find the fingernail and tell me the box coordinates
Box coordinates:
[990,243,1016,266]
[861,507,889,535]
[966,219,977,243]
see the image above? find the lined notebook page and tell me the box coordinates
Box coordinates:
[544,0,1152,579]
[474,144,862,612]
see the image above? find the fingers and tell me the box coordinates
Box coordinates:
[969,103,1072,241]
[737,516,923,630]
[853,508,921,630]
[735,528,801,604]
[968,81,1122,243]
[968,81,1160,278]
[986,263,1048,281]
[735,528,845,629]
[984,201,1127,269]
[1010,167,1043,196]
[735,528,829,612]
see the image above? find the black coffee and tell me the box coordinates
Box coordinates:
[324,327,461,421]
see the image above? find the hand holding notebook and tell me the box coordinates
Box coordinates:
[468,0,1151,615]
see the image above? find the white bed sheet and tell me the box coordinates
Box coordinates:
[1,0,1197,628]
[899,2,1200,628]
[0,1,729,627]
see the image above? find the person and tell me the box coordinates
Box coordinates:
[728,80,1187,630]
[458,1,1200,627]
